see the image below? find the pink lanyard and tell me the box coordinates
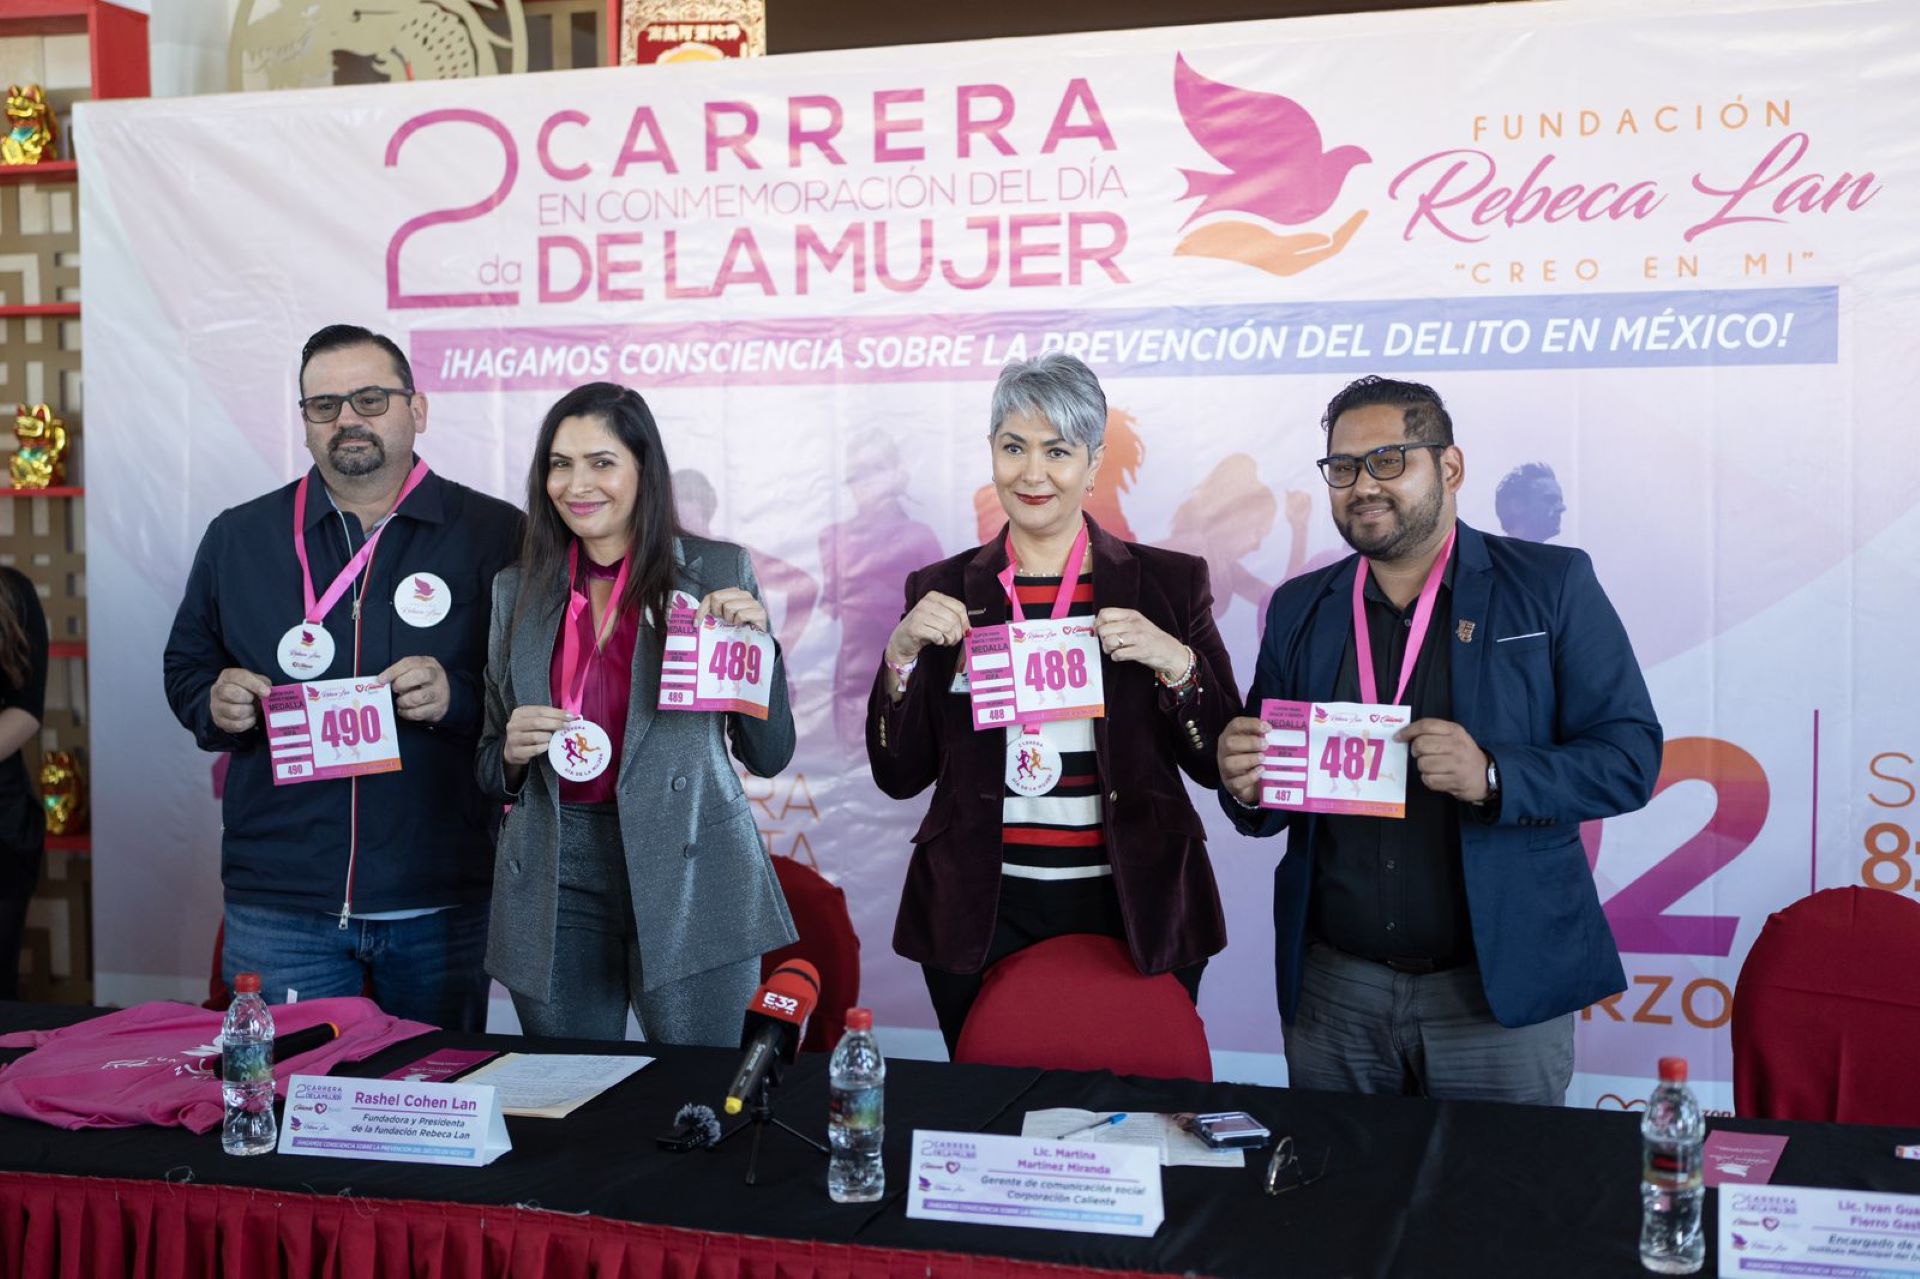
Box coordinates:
[996,522,1090,623]
[556,542,631,718]
[996,522,1090,738]
[291,459,429,625]
[1351,528,1456,706]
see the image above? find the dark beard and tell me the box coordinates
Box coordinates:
[1335,483,1445,561]
[328,429,386,477]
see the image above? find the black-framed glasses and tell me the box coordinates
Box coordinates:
[1316,442,1446,489]
[1264,1136,1330,1196]
[298,385,415,425]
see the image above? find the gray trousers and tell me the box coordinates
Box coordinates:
[1285,942,1575,1106]
[510,804,759,1048]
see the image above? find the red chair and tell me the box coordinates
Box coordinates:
[953,934,1213,1081]
[760,856,860,1054]
[1732,886,1920,1125]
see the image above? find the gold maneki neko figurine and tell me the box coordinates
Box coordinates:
[2,84,58,166]
[11,405,69,490]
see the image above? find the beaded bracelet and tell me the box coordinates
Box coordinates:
[1157,645,1198,693]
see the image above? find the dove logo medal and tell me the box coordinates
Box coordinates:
[393,572,452,627]
[548,543,624,784]
[278,460,430,679]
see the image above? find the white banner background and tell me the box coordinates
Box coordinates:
[77,0,1920,1105]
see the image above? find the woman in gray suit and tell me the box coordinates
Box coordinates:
[477,382,796,1045]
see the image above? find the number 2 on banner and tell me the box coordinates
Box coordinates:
[1319,735,1385,782]
[1581,737,1769,957]
[706,641,762,686]
[1022,648,1088,694]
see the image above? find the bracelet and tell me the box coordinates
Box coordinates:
[1156,646,1197,692]
[885,653,918,685]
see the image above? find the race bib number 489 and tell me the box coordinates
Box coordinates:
[265,678,403,786]
[659,603,774,720]
[1258,698,1410,818]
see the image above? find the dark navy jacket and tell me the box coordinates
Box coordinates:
[1226,520,1660,1028]
[163,465,523,917]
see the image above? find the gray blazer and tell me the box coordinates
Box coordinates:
[476,535,797,1000]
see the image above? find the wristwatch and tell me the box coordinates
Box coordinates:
[1483,754,1501,803]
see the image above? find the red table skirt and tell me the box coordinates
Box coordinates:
[0,1171,1164,1279]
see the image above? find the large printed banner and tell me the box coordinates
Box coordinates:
[79,0,1920,1107]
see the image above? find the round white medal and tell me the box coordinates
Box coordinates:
[1005,731,1061,797]
[548,717,613,783]
[276,623,336,680]
[393,571,453,628]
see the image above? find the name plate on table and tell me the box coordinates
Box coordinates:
[1721,1185,1920,1275]
[906,1129,1162,1238]
[264,678,402,786]
[1257,698,1410,817]
[278,1075,510,1167]
[964,620,1104,732]
[659,604,773,719]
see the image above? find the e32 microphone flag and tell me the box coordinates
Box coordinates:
[723,959,820,1115]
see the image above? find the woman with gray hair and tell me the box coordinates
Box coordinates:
[866,352,1241,1054]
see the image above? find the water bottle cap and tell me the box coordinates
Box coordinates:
[1658,1056,1688,1083]
[845,1007,873,1031]
[233,972,262,995]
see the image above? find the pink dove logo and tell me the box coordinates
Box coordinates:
[305,686,321,702]
[1172,54,1371,277]
[300,629,316,646]
[412,576,435,602]
[1312,706,1329,723]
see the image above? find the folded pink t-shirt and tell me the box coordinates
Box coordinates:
[0,998,433,1133]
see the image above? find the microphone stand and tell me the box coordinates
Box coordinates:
[713,1058,829,1186]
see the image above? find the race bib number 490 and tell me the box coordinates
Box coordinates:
[265,678,402,786]
[1257,698,1410,818]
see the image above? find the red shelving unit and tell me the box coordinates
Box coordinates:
[0,303,80,318]
[0,0,144,1001]
[0,160,78,186]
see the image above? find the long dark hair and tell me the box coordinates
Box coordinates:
[514,382,682,640]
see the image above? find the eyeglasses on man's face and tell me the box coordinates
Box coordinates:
[1316,442,1447,489]
[298,385,415,425]
[1264,1136,1330,1196]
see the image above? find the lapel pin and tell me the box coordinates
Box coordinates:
[1456,620,1476,643]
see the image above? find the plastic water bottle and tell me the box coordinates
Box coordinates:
[827,1007,885,1203]
[1640,1055,1705,1273]
[221,972,278,1156]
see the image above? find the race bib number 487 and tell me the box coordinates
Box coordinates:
[1258,698,1410,818]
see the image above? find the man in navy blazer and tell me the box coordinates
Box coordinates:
[1218,377,1660,1105]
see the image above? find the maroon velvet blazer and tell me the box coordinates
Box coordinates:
[867,517,1239,976]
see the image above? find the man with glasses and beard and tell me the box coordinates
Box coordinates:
[164,325,522,1029]
[1216,377,1660,1105]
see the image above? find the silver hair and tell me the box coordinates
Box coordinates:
[987,353,1107,454]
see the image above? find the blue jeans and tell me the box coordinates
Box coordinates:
[222,900,491,1031]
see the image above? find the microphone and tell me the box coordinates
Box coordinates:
[723,959,820,1115]
[658,1102,723,1152]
